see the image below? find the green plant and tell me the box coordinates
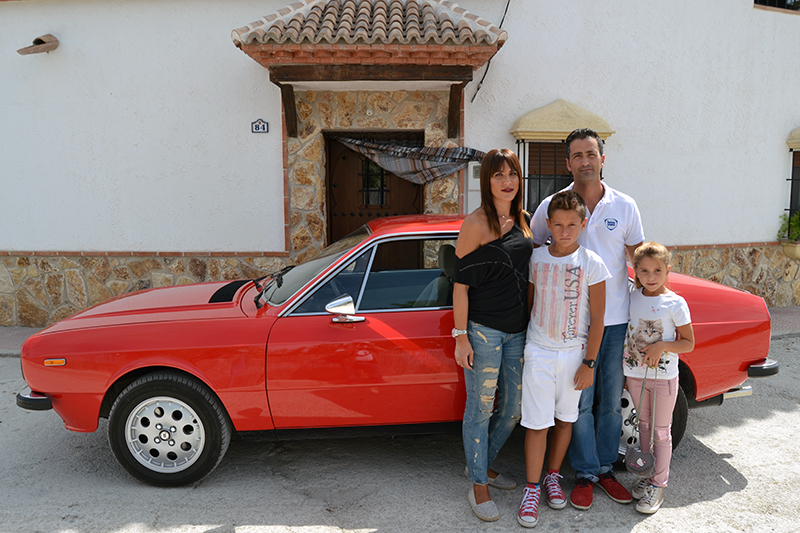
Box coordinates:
[778,212,800,241]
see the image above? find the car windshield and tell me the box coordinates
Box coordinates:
[262,225,371,306]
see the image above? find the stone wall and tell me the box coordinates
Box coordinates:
[0,255,289,327]
[4,243,798,327]
[670,243,795,307]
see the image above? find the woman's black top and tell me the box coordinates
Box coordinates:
[453,222,533,334]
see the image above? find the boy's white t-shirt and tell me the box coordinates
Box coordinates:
[623,287,692,380]
[527,245,611,351]
[532,184,645,326]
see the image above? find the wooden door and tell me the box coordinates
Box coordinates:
[326,138,422,244]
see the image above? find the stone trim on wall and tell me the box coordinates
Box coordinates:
[3,241,798,327]
[669,242,796,307]
[0,254,290,328]
[0,251,290,257]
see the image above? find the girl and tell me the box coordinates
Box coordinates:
[453,149,533,522]
[623,242,695,514]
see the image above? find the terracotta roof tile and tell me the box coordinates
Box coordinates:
[232,0,507,47]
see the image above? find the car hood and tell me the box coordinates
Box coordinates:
[41,281,251,334]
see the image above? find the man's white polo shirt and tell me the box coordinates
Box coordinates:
[531,183,644,326]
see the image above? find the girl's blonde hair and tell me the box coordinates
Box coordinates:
[632,241,671,289]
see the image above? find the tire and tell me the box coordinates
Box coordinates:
[108,372,232,487]
[618,385,688,458]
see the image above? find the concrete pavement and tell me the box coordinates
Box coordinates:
[0,325,42,357]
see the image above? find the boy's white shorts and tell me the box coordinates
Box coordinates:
[521,342,585,430]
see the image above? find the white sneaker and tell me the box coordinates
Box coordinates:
[635,485,664,514]
[631,477,650,500]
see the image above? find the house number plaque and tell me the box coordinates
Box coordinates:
[251,119,269,133]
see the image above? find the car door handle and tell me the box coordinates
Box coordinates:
[331,314,365,323]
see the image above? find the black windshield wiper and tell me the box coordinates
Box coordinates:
[251,274,270,292]
[254,266,294,309]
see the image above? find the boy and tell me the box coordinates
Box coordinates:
[517,190,610,528]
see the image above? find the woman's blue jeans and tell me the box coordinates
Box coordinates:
[462,321,524,485]
[568,323,627,481]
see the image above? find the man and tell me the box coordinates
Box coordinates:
[530,128,644,510]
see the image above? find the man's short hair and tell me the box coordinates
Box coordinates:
[547,190,587,221]
[565,128,604,158]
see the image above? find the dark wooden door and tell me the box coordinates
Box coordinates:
[326,138,422,244]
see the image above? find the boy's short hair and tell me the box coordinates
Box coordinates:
[547,190,587,221]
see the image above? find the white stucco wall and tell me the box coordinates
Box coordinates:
[2,0,799,251]
[461,0,800,246]
[1,0,285,252]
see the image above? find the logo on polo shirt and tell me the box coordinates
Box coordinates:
[604,218,619,231]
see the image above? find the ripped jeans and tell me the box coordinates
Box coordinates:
[463,320,524,485]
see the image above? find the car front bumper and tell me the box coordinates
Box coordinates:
[16,387,52,411]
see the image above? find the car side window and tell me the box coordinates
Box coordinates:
[359,238,456,311]
[292,250,371,315]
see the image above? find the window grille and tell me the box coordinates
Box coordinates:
[755,0,800,10]
[785,151,800,238]
[517,140,572,214]
[361,159,387,206]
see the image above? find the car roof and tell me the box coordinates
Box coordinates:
[365,214,465,237]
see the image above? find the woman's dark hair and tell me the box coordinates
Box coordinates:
[479,149,532,238]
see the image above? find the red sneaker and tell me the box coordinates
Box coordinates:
[517,485,540,528]
[597,472,632,503]
[569,478,594,510]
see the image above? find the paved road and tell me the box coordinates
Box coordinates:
[2,337,798,533]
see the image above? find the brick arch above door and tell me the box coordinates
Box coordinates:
[287,89,461,263]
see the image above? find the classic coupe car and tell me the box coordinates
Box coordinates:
[17,215,778,486]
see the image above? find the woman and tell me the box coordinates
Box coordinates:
[453,148,533,521]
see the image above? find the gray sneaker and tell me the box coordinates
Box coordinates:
[635,485,664,514]
[631,477,650,500]
[468,487,499,522]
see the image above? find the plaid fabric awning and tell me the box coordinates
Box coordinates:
[336,137,484,185]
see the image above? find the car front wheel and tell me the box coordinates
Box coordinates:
[108,372,232,486]
[619,385,688,458]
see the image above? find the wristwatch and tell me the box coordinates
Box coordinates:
[452,328,468,338]
[582,358,597,369]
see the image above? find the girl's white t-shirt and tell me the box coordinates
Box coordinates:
[623,287,691,380]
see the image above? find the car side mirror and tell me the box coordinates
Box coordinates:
[325,295,365,323]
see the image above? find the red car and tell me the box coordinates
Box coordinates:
[16,215,778,486]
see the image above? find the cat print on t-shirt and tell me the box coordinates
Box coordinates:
[625,318,669,372]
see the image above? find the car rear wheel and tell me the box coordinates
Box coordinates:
[108,372,232,486]
[619,385,688,458]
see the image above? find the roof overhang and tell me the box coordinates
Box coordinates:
[232,0,507,138]
[510,99,615,142]
[788,126,800,150]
